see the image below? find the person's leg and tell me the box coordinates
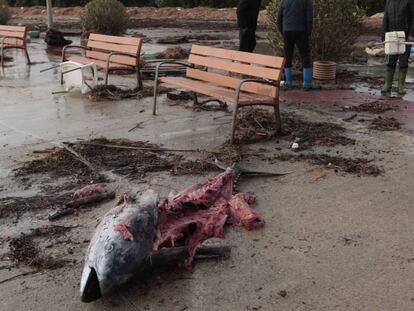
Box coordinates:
[396,45,410,96]
[237,0,257,52]
[283,32,295,89]
[382,56,398,94]
[296,32,320,89]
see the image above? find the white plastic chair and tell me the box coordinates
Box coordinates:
[60,61,98,94]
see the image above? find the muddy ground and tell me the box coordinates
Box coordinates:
[1,14,414,311]
[9,6,383,32]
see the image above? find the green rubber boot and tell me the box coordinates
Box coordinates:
[398,68,408,97]
[381,67,395,95]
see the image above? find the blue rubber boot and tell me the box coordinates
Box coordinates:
[284,68,293,89]
[303,68,320,90]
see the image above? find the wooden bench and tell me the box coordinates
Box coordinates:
[152,44,285,143]
[62,33,143,88]
[0,25,30,67]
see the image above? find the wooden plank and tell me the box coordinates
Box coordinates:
[86,50,137,66]
[191,44,284,69]
[189,54,281,80]
[160,77,274,104]
[1,38,24,46]
[87,40,139,54]
[0,30,26,38]
[186,68,277,98]
[0,25,26,32]
[89,33,141,46]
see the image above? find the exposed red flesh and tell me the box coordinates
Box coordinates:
[228,193,265,230]
[74,183,107,199]
[153,169,264,268]
[113,223,134,241]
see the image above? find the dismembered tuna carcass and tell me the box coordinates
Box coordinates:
[80,167,268,303]
[153,168,264,267]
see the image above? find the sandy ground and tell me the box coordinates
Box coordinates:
[1,35,414,311]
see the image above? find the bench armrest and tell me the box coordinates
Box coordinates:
[62,45,90,60]
[235,78,280,103]
[0,35,25,47]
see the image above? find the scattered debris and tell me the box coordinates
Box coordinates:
[8,226,75,270]
[344,100,399,114]
[156,46,190,59]
[370,116,401,131]
[44,28,72,47]
[166,94,229,112]
[282,114,355,149]
[128,122,145,132]
[233,109,355,147]
[306,167,328,183]
[343,113,358,122]
[278,153,382,176]
[167,90,193,101]
[0,193,72,219]
[14,138,182,180]
[88,85,171,101]
[157,36,189,44]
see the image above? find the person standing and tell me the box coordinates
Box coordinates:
[382,0,414,96]
[237,0,262,52]
[277,0,319,89]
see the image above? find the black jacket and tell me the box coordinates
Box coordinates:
[277,0,314,33]
[383,0,414,38]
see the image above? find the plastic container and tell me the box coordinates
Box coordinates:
[313,61,337,80]
[385,31,406,55]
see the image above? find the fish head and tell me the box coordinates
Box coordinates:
[80,190,159,303]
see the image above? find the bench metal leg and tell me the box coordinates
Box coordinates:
[153,77,159,115]
[137,68,143,90]
[273,100,282,134]
[230,102,240,144]
[24,48,31,65]
[1,47,4,68]
[104,68,109,87]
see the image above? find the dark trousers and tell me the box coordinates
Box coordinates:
[283,31,311,68]
[237,0,261,52]
[387,44,411,69]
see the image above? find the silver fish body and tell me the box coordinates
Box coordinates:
[80,190,158,302]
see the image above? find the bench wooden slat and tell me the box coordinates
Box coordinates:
[189,54,281,80]
[89,33,141,46]
[0,30,26,38]
[86,50,136,66]
[67,55,131,70]
[160,76,274,105]
[186,68,277,98]
[191,44,284,69]
[1,38,25,46]
[87,40,139,55]
[0,25,26,32]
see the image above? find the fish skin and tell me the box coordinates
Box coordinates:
[80,190,158,303]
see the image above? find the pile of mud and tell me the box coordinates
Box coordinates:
[8,226,74,270]
[88,85,170,102]
[344,100,400,114]
[0,193,72,219]
[15,138,184,181]
[234,108,355,148]
[370,116,401,131]
[278,153,382,176]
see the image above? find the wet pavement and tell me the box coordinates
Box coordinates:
[2,37,414,311]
